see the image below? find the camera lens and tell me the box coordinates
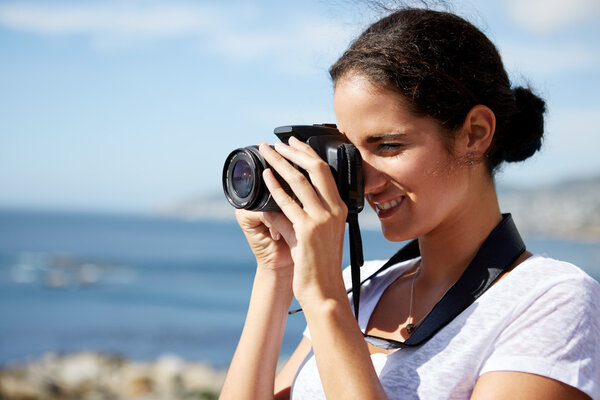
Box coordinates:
[232,159,253,198]
[222,146,281,212]
[222,147,265,210]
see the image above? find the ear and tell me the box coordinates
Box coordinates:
[456,105,496,157]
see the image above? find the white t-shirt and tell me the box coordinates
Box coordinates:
[291,254,600,399]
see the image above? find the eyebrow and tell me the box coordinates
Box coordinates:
[366,133,408,143]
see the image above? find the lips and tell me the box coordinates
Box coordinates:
[371,196,404,217]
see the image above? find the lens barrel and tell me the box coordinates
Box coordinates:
[222,146,280,211]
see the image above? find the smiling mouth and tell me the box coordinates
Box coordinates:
[373,196,404,217]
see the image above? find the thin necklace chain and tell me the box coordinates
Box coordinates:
[407,261,422,334]
[406,261,461,335]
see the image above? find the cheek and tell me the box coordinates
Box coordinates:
[402,153,462,205]
[416,158,469,216]
[385,153,439,192]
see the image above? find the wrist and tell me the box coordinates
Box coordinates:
[294,274,348,311]
[254,265,294,297]
[301,297,359,344]
[298,290,351,318]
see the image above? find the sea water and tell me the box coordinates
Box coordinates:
[0,209,598,368]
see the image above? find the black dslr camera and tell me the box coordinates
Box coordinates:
[222,124,364,215]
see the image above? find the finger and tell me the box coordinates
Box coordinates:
[262,167,308,222]
[273,140,342,209]
[259,143,324,214]
[262,211,297,247]
[269,226,281,241]
[286,135,317,157]
[246,210,281,241]
[235,208,264,230]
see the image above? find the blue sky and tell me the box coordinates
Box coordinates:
[1,0,599,213]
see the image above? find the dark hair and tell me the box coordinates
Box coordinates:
[329,8,546,173]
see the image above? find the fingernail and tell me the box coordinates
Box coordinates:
[274,141,287,150]
[263,168,276,184]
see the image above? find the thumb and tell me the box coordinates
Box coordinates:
[262,211,297,248]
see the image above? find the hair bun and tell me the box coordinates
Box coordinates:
[502,86,546,163]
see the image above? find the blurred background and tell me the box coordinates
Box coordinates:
[1,0,599,398]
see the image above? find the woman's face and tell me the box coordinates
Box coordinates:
[334,75,470,241]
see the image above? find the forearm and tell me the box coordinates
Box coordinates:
[220,268,293,400]
[303,298,388,399]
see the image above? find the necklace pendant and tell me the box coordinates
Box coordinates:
[406,323,416,334]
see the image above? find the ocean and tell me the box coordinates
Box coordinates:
[1,209,599,368]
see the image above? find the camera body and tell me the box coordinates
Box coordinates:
[222,124,364,215]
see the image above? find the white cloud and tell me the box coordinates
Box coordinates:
[505,0,600,33]
[0,1,225,36]
[0,1,360,74]
[209,20,359,76]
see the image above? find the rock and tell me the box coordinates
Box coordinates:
[0,352,225,400]
[0,372,40,400]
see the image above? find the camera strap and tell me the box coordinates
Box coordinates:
[353,213,525,347]
[289,213,525,348]
[347,212,364,320]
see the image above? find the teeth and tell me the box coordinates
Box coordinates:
[377,198,400,211]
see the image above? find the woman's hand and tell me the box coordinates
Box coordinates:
[258,137,349,308]
[235,208,294,278]
[258,138,387,399]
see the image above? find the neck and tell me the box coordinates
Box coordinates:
[417,177,502,289]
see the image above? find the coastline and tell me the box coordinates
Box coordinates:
[0,352,226,400]
[159,175,600,244]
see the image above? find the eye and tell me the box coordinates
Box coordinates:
[376,143,406,154]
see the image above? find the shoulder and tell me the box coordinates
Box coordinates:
[478,255,600,399]
[495,254,598,296]
[508,254,600,298]
[492,254,600,324]
[501,253,599,328]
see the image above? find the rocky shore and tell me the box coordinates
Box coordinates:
[0,352,226,400]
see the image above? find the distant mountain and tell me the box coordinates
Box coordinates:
[158,193,236,221]
[497,175,600,241]
[162,175,600,241]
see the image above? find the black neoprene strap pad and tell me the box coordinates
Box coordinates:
[353,213,525,347]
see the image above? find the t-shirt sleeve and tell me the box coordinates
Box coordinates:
[480,272,600,399]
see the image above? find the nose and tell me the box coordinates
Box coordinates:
[362,157,386,195]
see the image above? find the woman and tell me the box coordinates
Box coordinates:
[219,7,599,400]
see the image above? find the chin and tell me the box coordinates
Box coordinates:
[380,223,416,243]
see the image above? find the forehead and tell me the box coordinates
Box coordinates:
[333,76,424,136]
[333,75,401,112]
